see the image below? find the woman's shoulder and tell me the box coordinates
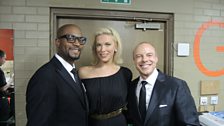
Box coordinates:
[78,66,94,79]
[79,66,92,71]
[120,66,132,73]
[120,66,132,78]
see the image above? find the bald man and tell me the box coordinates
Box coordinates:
[128,42,200,126]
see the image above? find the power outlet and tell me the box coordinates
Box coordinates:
[211,95,218,105]
[200,96,208,105]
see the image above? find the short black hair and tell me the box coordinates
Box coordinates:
[0,50,6,58]
[57,24,81,38]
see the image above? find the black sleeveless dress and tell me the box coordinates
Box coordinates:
[82,67,132,126]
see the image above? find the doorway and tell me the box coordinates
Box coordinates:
[50,8,174,77]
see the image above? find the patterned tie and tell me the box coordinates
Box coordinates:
[139,81,147,121]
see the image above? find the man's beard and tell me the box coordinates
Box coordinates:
[68,48,81,61]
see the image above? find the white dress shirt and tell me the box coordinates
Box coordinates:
[55,54,76,81]
[136,68,159,110]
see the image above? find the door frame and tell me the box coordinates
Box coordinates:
[50,8,174,76]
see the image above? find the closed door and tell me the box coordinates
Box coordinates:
[58,19,165,78]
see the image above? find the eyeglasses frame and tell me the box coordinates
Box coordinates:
[58,34,87,45]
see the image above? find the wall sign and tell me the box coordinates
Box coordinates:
[194,21,224,77]
[101,0,131,4]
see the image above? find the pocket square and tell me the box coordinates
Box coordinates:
[159,104,167,108]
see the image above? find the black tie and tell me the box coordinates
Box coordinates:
[139,81,147,121]
[71,68,89,111]
[71,68,82,89]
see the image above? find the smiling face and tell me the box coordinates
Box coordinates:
[95,34,117,64]
[133,42,158,79]
[56,25,85,64]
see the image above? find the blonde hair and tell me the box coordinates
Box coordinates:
[92,27,123,65]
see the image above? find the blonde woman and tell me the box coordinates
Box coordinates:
[79,27,132,126]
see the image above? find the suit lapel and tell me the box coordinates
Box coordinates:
[132,78,142,122]
[144,72,167,125]
[51,57,85,106]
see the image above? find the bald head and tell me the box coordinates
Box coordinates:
[57,24,82,38]
[133,42,157,59]
[133,42,158,79]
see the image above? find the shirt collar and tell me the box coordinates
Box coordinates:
[55,54,75,72]
[139,68,158,86]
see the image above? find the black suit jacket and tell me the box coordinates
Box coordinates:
[26,56,88,126]
[128,71,200,126]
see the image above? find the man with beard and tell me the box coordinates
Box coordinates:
[26,24,88,126]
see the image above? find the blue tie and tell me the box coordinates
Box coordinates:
[139,81,147,121]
